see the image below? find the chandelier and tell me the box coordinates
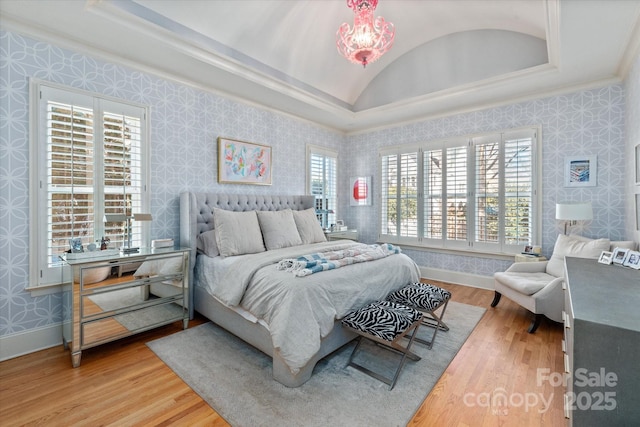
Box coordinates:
[336,0,395,68]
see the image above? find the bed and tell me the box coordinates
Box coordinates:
[178,192,420,387]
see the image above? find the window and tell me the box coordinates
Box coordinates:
[379,128,539,254]
[30,81,149,287]
[307,145,337,229]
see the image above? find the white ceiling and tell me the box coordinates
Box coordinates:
[2,0,640,133]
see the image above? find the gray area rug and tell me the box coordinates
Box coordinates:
[147,301,485,427]
[89,288,184,331]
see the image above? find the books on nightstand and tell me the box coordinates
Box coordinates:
[152,238,174,248]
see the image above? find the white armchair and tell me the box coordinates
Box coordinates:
[492,234,616,333]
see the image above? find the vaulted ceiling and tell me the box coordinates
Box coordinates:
[2,0,640,132]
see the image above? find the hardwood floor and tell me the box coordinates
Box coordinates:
[0,282,565,426]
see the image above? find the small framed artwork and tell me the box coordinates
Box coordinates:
[564,155,597,187]
[612,247,629,265]
[623,250,640,269]
[636,194,640,231]
[218,137,272,185]
[635,145,640,185]
[598,251,613,265]
[350,176,372,206]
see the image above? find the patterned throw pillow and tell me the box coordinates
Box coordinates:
[386,282,451,311]
[341,300,422,342]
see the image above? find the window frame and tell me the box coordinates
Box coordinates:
[28,79,151,288]
[306,144,338,229]
[379,127,541,255]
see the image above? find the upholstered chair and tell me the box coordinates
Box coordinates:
[492,234,621,333]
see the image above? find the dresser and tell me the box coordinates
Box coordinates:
[61,247,190,367]
[563,257,640,425]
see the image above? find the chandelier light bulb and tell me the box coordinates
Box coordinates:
[336,0,395,68]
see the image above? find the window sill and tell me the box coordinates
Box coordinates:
[378,241,516,261]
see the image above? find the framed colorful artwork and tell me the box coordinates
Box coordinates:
[564,155,597,187]
[636,144,640,185]
[636,194,640,231]
[218,137,272,185]
[350,176,372,206]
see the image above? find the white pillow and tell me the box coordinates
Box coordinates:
[292,208,327,244]
[610,240,637,251]
[213,208,266,257]
[159,256,184,275]
[197,229,219,257]
[256,209,302,250]
[546,234,611,278]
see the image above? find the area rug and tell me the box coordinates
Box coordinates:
[89,288,184,331]
[147,301,485,427]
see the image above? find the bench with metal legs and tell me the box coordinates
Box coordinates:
[386,282,451,349]
[341,300,423,390]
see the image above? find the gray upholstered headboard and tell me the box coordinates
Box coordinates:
[180,193,315,317]
[180,192,315,269]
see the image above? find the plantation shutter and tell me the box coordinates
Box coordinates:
[423,147,443,240]
[502,131,534,247]
[34,83,148,286]
[308,146,337,229]
[444,143,468,246]
[47,99,96,266]
[474,136,501,246]
[102,104,145,249]
[379,145,420,244]
[379,129,538,254]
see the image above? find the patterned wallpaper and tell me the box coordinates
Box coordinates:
[341,86,630,275]
[0,30,342,336]
[0,29,636,340]
[625,51,640,242]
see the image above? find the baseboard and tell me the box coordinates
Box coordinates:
[419,266,494,290]
[0,323,62,362]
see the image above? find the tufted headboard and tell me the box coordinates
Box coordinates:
[180,192,315,268]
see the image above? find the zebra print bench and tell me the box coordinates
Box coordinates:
[341,300,423,390]
[386,282,451,349]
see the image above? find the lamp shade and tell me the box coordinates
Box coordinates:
[555,202,593,221]
[133,213,153,221]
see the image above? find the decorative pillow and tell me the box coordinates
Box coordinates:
[610,240,637,251]
[546,234,611,278]
[256,209,302,250]
[197,229,219,258]
[134,260,160,277]
[158,256,184,276]
[292,208,327,244]
[213,208,266,257]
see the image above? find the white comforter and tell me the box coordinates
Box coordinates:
[195,240,421,374]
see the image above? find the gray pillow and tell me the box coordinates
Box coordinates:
[256,209,302,250]
[292,208,327,244]
[196,229,219,257]
[213,208,266,257]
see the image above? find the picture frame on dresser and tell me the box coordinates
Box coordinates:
[622,250,640,269]
[218,137,272,185]
[612,247,629,265]
[598,251,613,265]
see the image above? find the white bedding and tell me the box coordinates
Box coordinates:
[194,240,420,374]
